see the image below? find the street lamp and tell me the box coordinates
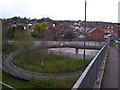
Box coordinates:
[83,0,87,70]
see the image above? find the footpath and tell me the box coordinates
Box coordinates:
[102,46,119,89]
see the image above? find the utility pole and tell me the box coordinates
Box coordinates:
[83,0,87,70]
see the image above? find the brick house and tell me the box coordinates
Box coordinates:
[87,28,104,39]
[118,30,120,37]
[103,28,118,37]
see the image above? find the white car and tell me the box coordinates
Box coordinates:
[114,40,118,44]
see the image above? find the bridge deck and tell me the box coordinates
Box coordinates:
[35,41,105,49]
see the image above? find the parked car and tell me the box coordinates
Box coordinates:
[114,40,118,44]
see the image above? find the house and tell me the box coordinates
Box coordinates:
[26,24,33,31]
[103,28,118,37]
[87,27,104,39]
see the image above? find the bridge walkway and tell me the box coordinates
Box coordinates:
[101,46,118,89]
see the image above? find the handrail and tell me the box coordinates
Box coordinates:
[72,43,108,89]
[0,81,16,90]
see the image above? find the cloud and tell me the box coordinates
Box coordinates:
[0,0,119,22]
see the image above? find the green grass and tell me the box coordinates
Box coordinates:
[13,48,91,74]
[2,45,91,88]
[2,71,79,88]
[27,76,79,88]
[2,71,29,88]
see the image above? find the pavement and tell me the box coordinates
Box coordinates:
[102,46,119,89]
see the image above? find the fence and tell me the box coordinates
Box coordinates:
[35,41,105,49]
[72,43,108,89]
[48,50,95,60]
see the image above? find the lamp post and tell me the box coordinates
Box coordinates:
[83,0,87,70]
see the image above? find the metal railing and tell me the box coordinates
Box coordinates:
[0,81,16,90]
[72,43,108,89]
[35,41,105,49]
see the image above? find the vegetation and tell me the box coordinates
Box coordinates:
[2,18,92,88]
[64,29,75,40]
[2,71,79,88]
[14,30,34,49]
[13,48,91,74]
[27,76,78,88]
[2,20,32,55]
[16,25,24,31]
[32,22,48,38]
[2,71,30,88]
[6,24,24,40]
[2,42,17,56]
[2,23,34,56]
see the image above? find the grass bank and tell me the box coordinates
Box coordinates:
[13,48,91,74]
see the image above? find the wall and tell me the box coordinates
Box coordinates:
[88,28,104,39]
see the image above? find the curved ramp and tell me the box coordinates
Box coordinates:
[2,51,82,80]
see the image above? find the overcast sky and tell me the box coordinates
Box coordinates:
[0,0,119,23]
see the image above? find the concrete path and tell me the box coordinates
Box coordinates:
[102,46,118,88]
[118,45,120,90]
[2,50,82,80]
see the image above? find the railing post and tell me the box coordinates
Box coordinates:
[75,48,79,54]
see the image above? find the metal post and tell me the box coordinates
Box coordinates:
[83,0,87,70]
[60,31,61,55]
[76,33,78,57]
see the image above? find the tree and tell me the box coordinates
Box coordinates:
[16,24,24,31]
[2,20,13,55]
[7,25,24,40]
[32,22,49,66]
[14,30,34,49]
[32,22,48,38]
[7,27,16,40]
[14,30,34,63]
[37,41,48,67]
[64,30,75,40]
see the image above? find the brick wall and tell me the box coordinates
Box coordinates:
[88,28,104,39]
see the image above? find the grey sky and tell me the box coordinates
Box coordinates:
[0,0,119,23]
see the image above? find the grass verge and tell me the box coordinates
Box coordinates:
[2,71,79,88]
[13,49,91,74]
